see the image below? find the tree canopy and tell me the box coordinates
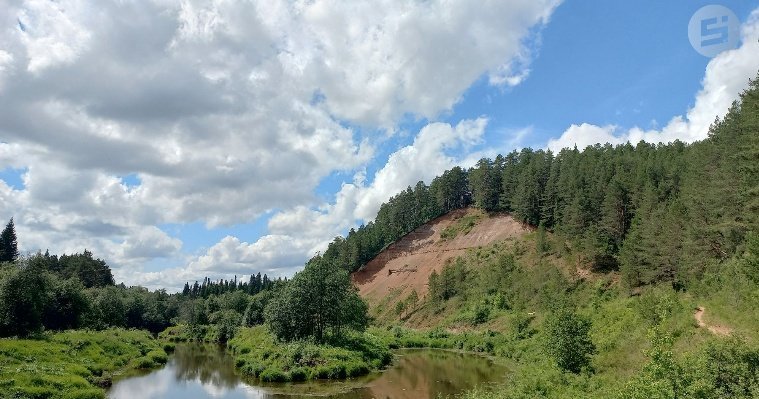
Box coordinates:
[265,257,367,342]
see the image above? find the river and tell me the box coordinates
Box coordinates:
[108,344,509,399]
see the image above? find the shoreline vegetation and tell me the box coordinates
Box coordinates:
[0,329,169,399]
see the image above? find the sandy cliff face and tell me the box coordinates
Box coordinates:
[352,208,531,306]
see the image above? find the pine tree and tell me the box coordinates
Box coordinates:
[0,218,19,263]
[469,158,501,211]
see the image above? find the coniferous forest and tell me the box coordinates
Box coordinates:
[319,76,758,291]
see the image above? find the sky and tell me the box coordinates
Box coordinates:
[1,0,758,292]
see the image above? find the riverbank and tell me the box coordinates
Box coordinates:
[0,329,169,399]
[227,326,392,382]
[160,324,393,383]
[108,344,508,399]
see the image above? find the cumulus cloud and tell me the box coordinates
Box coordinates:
[145,118,490,290]
[548,10,759,152]
[547,123,623,152]
[15,0,93,73]
[182,118,488,288]
[119,226,183,261]
[0,0,558,288]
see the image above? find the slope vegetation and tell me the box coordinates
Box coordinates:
[352,208,531,311]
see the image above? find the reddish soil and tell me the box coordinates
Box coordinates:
[352,208,531,305]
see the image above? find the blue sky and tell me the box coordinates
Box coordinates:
[0,1,757,290]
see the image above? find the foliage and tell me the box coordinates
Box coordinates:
[180,272,283,299]
[227,326,391,382]
[266,257,368,342]
[0,329,167,399]
[0,218,19,263]
[544,305,596,373]
[28,250,115,288]
[619,331,759,399]
[320,73,759,290]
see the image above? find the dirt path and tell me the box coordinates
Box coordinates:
[694,306,732,336]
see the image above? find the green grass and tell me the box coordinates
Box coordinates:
[227,326,392,382]
[0,329,168,399]
[440,212,484,241]
[369,229,759,398]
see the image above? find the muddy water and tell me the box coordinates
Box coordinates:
[108,344,508,399]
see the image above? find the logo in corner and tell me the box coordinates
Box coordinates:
[688,5,740,57]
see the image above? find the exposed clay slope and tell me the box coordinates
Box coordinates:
[352,208,531,305]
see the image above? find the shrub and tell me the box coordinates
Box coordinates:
[259,368,289,382]
[289,367,308,382]
[472,302,491,324]
[544,306,596,374]
[134,357,155,369]
[147,350,168,365]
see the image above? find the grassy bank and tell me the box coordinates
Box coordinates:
[159,323,221,343]
[227,326,392,382]
[0,329,169,399]
[368,229,759,398]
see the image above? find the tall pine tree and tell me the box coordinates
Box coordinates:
[0,218,19,263]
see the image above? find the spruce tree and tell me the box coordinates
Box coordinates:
[0,218,19,263]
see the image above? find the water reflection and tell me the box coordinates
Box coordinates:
[171,343,240,389]
[108,344,508,399]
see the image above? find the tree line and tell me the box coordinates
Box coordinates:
[181,272,279,299]
[319,75,759,290]
[0,218,286,338]
[0,219,366,343]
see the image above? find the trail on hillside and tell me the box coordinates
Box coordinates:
[694,306,732,336]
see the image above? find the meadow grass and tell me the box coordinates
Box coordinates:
[227,326,392,382]
[0,329,168,399]
[440,212,485,241]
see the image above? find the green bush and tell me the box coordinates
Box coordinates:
[544,306,596,374]
[147,350,168,364]
[289,367,308,382]
[259,368,289,382]
[228,326,390,382]
[62,389,105,399]
[134,357,155,369]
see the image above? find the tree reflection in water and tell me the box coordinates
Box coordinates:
[171,344,241,388]
[109,345,508,399]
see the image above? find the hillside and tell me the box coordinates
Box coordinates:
[353,208,532,319]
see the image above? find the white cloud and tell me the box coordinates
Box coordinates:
[142,118,490,291]
[548,10,759,152]
[15,0,92,73]
[119,226,182,261]
[0,50,13,89]
[0,0,559,289]
[547,123,622,152]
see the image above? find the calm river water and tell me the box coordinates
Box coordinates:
[108,344,508,399]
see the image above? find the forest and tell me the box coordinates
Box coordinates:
[319,76,758,292]
[0,221,286,339]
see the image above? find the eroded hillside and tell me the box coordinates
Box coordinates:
[352,208,531,309]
